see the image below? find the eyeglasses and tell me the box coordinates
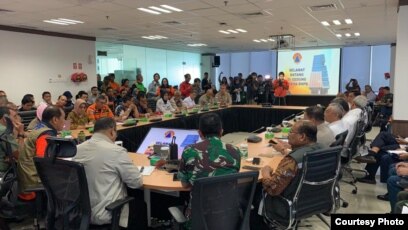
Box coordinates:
[289,130,301,135]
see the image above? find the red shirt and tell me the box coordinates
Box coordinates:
[273,79,289,97]
[180,81,192,97]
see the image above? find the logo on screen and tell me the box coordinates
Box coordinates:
[164,130,175,138]
[293,53,302,64]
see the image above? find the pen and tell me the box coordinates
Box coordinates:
[140,166,144,173]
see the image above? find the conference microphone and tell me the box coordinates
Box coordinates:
[282,114,296,122]
[294,111,304,122]
[251,126,265,133]
[247,126,265,143]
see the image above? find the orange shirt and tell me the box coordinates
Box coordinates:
[86,103,114,121]
[156,86,175,97]
[273,79,289,97]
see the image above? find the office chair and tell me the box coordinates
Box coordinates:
[168,171,259,230]
[262,146,342,230]
[33,137,134,230]
[330,131,349,209]
[17,110,37,131]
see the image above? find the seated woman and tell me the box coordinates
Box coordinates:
[156,78,174,98]
[27,103,47,130]
[156,91,175,114]
[67,99,90,129]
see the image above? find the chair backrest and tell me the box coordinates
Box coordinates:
[347,117,366,159]
[18,110,37,130]
[45,137,77,159]
[330,130,348,147]
[190,171,259,230]
[34,157,91,230]
[292,146,342,220]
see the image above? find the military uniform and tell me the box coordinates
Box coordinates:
[178,136,241,228]
[215,92,232,106]
[198,95,215,107]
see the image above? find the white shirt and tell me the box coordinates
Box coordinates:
[328,119,347,137]
[183,97,196,109]
[366,91,376,103]
[74,133,143,227]
[156,98,175,113]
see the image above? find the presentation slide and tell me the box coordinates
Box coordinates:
[277,48,341,95]
[136,127,202,158]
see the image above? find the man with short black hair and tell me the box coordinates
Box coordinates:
[41,91,53,106]
[88,86,99,104]
[260,120,322,226]
[74,118,143,228]
[201,72,211,91]
[304,106,335,147]
[55,95,67,109]
[115,96,139,121]
[86,95,114,122]
[17,106,65,199]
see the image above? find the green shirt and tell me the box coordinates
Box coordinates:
[0,124,18,172]
[136,82,146,93]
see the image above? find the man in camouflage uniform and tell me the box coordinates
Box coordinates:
[178,113,241,227]
[215,84,232,106]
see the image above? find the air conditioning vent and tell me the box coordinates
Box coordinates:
[242,11,264,16]
[224,36,236,39]
[161,21,183,25]
[0,8,14,13]
[308,4,337,12]
[333,28,352,32]
[99,27,117,31]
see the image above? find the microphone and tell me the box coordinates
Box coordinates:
[251,126,265,133]
[295,111,304,117]
[282,114,295,122]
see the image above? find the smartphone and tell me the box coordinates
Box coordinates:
[173,173,180,181]
[269,139,278,145]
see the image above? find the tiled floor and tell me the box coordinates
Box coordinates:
[8,128,390,229]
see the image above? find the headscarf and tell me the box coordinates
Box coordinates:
[73,99,87,116]
[36,103,48,120]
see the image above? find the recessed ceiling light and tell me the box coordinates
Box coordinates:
[336,34,342,38]
[321,21,330,26]
[345,33,351,37]
[43,20,69,25]
[219,30,230,34]
[260,39,268,42]
[149,6,171,13]
[227,29,238,33]
[138,8,161,15]
[345,19,353,24]
[253,39,261,42]
[268,38,275,41]
[57,18,83,24]
[236,29,247,33]
[52,19,76,25]
[142,35,168,40]
[333,20,341,25]
[160,5,183,12]
[187,43,207,47]
[354,32,360,36]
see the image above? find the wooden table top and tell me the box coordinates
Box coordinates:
[128,131,284,191]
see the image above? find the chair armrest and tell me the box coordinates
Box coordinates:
[25,186,45,193]
[105,197,134,212]
[168,206,187,224]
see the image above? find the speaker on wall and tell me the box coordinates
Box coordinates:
[213,56,220,67]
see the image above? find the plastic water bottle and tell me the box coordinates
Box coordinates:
[239,143,248,159]
[77,131,86,144]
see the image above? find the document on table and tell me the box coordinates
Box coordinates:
[402,205,408,214]
[137,166,155,176]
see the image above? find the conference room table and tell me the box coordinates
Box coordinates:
[70,104,306,152]
[127,131,287,226]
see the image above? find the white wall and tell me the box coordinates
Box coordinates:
[393,5,408,120]
[0,30,96,105]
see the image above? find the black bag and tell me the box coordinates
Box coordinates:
[169,136,178,160]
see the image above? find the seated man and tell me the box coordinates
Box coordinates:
[86,95,114,123]
[74,118,143,228]
[114,96,139,121]
[198,88,215,107]
[170,90,184,112]
[135,93,153,117]
[215,84,232,106]
[182,92,197,109]
[387,162,408,213]
[357,131,408,186]
[324,103,347,137]
[17,106,65,200]
[178,113,241,225]
[304,106,335,148]
[260,120,322,226]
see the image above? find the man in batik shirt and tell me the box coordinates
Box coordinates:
[178,113,241,227]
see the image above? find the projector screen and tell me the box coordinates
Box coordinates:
[277,48,341,95]
[136,127,202,159]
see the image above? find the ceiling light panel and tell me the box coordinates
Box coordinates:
[345,19,353,24]
[345,33,351,37]
[333,20,341,25]
[160,5,183,12]
[219,30,230,34]
[142,35,168,40]
[336,34,342,37]
[354,32,360,36]
[43,18,84,26]
[227,29,238,33]
[149,6,171,13]
[236,29,247,33]
[137,8,161,15]
[321,21,330,26]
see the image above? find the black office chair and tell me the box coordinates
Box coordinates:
[330,130,349,209]
[33,137,134,230]
[168,171,259,230]
[18,110,37,131]
[330,130,348,147]
[262,146,342,229]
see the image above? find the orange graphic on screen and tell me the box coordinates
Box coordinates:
[164,130,175,138]
[293,53,302,64]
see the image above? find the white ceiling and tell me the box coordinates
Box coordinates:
[0,0,399,53]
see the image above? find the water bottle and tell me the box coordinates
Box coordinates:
[239,143,248,159]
